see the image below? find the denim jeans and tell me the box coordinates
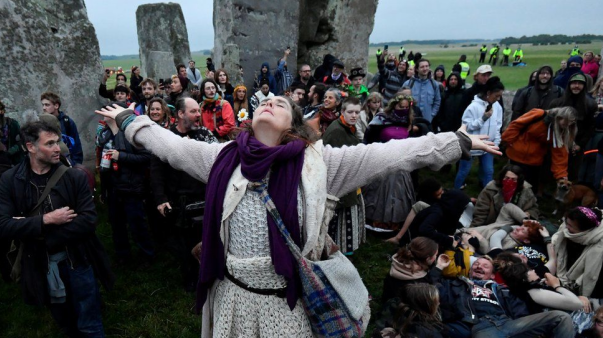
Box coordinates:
[48,262,105,337]
[108,191,155,259]
[471,311,574,338]
[454,153,494,189]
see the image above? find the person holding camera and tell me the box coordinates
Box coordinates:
[150,97,217,291]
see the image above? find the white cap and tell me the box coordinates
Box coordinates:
[476,65,493,74]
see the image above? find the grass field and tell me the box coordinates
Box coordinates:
[102,42,602,91]
[367,42,602,91]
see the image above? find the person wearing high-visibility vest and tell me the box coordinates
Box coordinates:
[502,46,512,66]
[513,47,524,63]
[489,45,499,66]
[479,44,487,63]
[398,46,406,62]
[457,54,470,80]
[570,45,581,56]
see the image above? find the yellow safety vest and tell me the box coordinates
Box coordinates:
[408,60,415,68]
[480,47,487,53]
[570,48,580,56]
[514,50,523,58]
[503,48,511,56]
[459,62,470,79]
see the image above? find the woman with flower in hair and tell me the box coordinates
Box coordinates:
[363,95,423,231]
[232,85,252,127]
[553,207,603,313]
[199,78,235,141]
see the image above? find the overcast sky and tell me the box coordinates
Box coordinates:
[85,0,603,56]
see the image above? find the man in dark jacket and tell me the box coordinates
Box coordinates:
[433,72,465,133]
[150,97,217,291]
[40,92,84,164]
[97,112,154,264]
[434,257,573,338]
[314,54,337,84]
[291,64,316,91]
[0,121,113,336]
[512,65,564,121]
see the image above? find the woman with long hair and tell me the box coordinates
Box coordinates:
[95,94,499,337]
[130,66,143,101]
[379,283,444,338]
[232,85,251,126]
[146,97,173,129]
[199,78,235,141]
[356,92,383,141]
[216,69,235,106]
[503,106,577,187]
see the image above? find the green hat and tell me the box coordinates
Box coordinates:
[569,73,587,84]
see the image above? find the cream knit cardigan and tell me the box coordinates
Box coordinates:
[125,115,463,337]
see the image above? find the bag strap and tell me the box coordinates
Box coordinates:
[247,181,303,259]
[29,165,69,217]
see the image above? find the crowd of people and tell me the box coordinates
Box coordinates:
[0,43,602,338]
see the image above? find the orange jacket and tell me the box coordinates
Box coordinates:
[201,99,235,137]
[502,109,568,179]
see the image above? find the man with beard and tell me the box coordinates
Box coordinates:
[150,97,216,291]
[550,73,598,180]
[291,64,315,91]
[0,121,114,336]
[403,59,441,123]
[0,100,24,164]
[135,78,158,116]
[433,257,573,338]
[512,66,564,120]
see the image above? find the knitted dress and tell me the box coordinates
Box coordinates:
[212,186,313,337]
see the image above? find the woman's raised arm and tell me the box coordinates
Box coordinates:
[95,104,225,183]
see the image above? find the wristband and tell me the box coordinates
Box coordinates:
[543,236,552,244]
[554,286,563,291]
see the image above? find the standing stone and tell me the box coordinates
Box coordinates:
[298,0,378,74]
[136,3,191,78]
[0,0,105,164]
[145,51,176,83]
[221,44,244,85]
[213,0,300,89]
[599,45,603,81]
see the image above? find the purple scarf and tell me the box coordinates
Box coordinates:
[196,130,306,312]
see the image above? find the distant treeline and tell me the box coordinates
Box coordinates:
[369,39,495,47]
[499,34,603,46]
[101,50,211,61]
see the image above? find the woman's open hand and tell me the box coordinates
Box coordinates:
[94,102,136,121]
[458,125,502,156]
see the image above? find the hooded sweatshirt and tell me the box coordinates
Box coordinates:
[435,72,465,132]
[314,54,336,84]
[462,95,502,156]
[554,55,584,89]
[256,62,277,94]
[512,66,564,120]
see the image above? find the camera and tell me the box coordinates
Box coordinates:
[164,205,172,215]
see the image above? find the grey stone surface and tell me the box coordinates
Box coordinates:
[298,0,378,74]
[145,51,176,83]
[213,0,378,88]
[599,46,603,80]
[136,3,191,78]
[213,0,299,89]
[221,44,244,85]
[0,0,105,164]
